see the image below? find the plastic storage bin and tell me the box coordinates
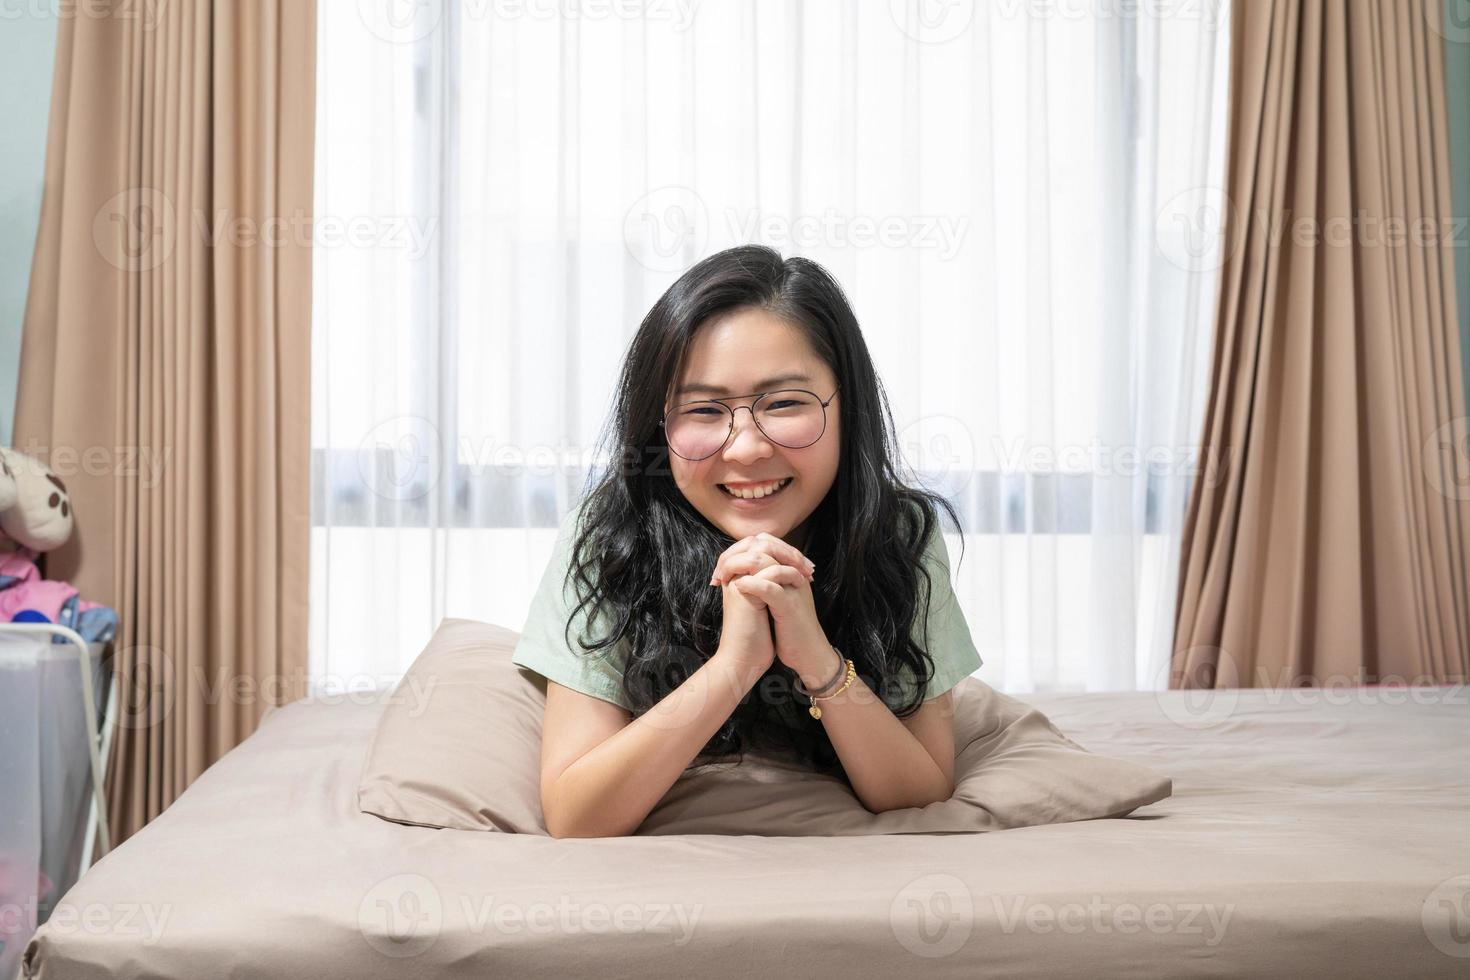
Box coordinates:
[0,628,112,980]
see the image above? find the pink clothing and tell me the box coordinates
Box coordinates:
[0,553,105,622]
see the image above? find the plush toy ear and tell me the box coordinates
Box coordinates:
[0,448,19,514]
[0,447,74,553]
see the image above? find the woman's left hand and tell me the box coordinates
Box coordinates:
[728,563,836,683]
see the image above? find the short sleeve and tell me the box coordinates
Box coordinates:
[888,520,983,704]
[509,501,635,711]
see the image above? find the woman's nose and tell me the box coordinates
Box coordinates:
[723,407,772,459]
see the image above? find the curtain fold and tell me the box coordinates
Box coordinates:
[16,0,316,845]
[1172,0,1470,688]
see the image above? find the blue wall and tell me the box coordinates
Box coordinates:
[0,11,59,447]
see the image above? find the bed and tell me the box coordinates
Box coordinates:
[22,679,1470,979]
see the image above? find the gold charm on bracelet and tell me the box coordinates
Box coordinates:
[806,658,856,719]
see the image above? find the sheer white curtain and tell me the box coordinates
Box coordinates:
[311,0,1232,693]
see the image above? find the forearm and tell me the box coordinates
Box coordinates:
[545,652,765,838]
[796,658,953,813]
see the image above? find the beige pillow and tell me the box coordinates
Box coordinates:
[357,618,547,833]
[357,618,1172,836]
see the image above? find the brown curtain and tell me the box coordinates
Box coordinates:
[16,0,315,845]
[1172,0,1470,689]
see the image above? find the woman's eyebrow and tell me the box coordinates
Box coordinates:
[676,373,812,396]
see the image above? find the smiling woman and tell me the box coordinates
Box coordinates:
[508,244,985,836]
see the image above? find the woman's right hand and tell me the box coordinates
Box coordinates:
[712,534,811,676]
[713,577,776,676]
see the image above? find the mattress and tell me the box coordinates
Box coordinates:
[23,684,1470,979]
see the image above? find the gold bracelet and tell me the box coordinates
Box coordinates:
[793,645,847,697]
[804,657,856,719]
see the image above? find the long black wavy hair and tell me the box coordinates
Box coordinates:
[562,244,965,778]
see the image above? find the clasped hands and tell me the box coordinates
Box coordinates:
[710,531,840,685]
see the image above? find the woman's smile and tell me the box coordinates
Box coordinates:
[719,476,795,505]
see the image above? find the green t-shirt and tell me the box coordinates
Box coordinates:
[509,499,984,713]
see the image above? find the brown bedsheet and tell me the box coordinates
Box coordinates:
[24,684,1470,979]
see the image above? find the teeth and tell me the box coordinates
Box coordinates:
[722,477,791,499]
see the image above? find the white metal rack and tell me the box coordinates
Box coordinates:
[0,623,115,864]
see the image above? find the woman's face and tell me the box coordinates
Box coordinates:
[665,307,840,550]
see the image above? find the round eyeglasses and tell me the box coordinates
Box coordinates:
[660,386,839,461]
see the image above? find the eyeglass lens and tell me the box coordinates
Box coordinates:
[664,389,828,460]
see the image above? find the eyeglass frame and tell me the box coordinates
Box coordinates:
[659,384,840,461]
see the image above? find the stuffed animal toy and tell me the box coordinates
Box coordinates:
[0,446,74,555]
[0,447,115,643]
